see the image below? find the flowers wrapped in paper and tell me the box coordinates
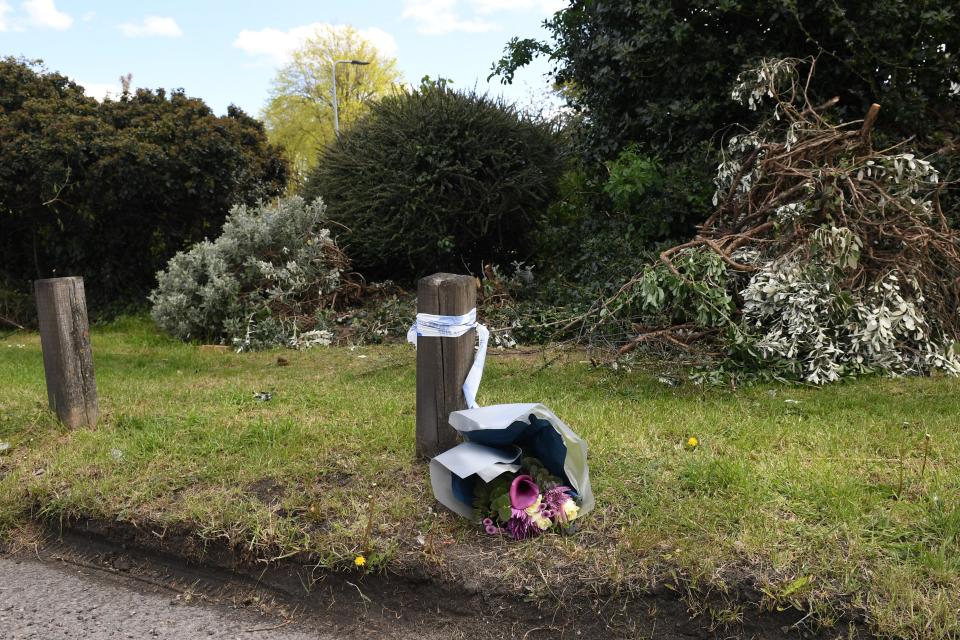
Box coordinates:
[429,403,594,538]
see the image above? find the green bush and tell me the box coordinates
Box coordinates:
[303,80,563,280]
[602,145,713,242]
[528,151,712,312]
[602,148,661,215]
[0,58,288,321]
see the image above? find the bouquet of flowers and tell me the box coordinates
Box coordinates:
[474,457,580,539]
[429,403,593,538]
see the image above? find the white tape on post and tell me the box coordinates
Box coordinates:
[407,308,489,409]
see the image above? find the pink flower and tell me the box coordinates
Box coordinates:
[509,475,541,510]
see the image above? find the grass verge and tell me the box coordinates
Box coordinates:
[1,316,958,638]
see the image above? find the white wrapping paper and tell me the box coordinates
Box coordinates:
[430,403,594,519]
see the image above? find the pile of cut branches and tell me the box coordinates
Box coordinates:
[589,58,960,383]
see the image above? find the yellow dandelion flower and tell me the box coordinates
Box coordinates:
[354,555,366,567]
[686,436,699,448]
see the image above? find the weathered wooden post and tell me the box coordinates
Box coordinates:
[34,277,99,428]
[415,273,476,459]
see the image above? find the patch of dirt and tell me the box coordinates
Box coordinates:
[20,516,870,640]
[313,470,354,488]
[247,477,287,506]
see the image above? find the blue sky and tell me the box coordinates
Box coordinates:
[0,0,563,116]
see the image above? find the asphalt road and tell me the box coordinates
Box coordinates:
[0,555,332,640]
[0,538,812,640]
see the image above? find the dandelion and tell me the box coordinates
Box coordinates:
[686,436,699,448]
[354,555,366,568]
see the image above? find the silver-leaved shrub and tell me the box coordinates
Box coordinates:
[149,196,349,351]
[740,258,960,384]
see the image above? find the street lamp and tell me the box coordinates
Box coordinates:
[332,59,370,136]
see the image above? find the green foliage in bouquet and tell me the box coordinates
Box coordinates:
[473,474,514,522]
[491,489,512,523]
[522,456,563,492]
[472,457,567,521]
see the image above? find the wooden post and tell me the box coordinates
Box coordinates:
[415,273,476,459]
[34,277,99,428]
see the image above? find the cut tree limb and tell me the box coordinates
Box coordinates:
[860,103,881,149]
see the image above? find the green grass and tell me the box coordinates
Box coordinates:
[1,316,959,638]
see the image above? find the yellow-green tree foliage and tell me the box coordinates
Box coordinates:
[262,25,401,185]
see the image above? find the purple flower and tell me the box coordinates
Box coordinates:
[509,475,540,510]
[543,486,574,523]
[485,524,499,535]
[543,486,572,509]
[505,508,540,540]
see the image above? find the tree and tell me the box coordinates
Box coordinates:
[262,25,402,186]
[0,57,288,319]
[495,0,959,163]
[492,1,960,231]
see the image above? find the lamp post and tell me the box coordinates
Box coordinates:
[332,59,370,136]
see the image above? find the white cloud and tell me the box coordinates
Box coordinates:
[81,81,121,102]
[0,1,12,31]
[233,23,399,64]
[22,0,72,30]
[118,15,182,38]
[470,0,565,14]
[402,0,497,35]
